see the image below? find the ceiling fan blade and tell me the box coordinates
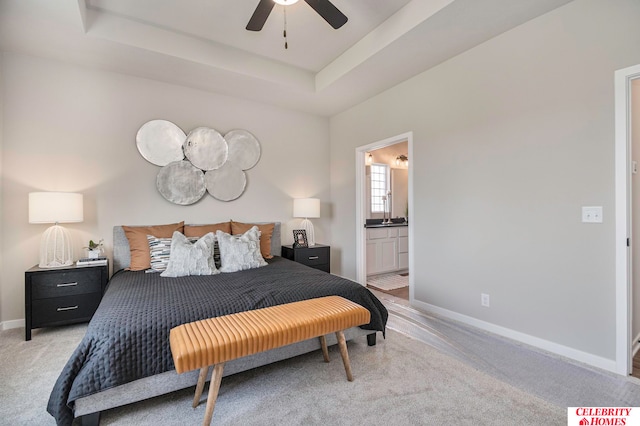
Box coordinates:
[304,0,348,29]
[246,0,275,31]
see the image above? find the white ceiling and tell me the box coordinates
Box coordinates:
[0,0,574,116]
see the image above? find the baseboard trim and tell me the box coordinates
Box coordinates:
[411,299,617,374]
[1,318,25,331]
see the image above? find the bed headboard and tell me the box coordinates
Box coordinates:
[113,222,282,272]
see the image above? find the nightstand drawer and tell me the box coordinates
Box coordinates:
[31,269,102,299]
[281,244,331,273]
[31,293,101,327]
[295,247,329,266]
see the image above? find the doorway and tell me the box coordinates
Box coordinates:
[614,64,640,376]
[355,132,414,304]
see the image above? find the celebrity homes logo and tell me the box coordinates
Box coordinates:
[567,407,639,425]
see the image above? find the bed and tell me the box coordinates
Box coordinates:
[46,223,388,425]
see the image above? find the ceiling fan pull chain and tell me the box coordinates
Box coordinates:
[283,7,288,49]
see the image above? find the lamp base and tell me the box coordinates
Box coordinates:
[39,224,74,268]
[300,218,316,246]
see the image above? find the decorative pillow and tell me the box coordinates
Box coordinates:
[161,231,219,277]
[147,235,172,273]
[216,227,268,273]
[184,222,231,237]
[230,221,275,259]
[123,222,184,271]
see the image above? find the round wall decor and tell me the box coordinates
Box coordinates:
[183,127,228,171]
[156,160,206,205]
[136,121,260,205]
[224,129,261,170]
[136,120,186,166]
[205,163,247,202]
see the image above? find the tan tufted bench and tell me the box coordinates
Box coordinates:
[169,296,371,425]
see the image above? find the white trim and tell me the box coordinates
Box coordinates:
[355,132,413,295]
[633,331,640,358]
[615,64,640,376]
[412,299,617,373]
[2,318,25,331]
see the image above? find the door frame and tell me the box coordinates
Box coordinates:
[615,64,640,375]
[355,132,414,299]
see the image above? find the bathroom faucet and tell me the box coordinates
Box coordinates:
[384,191,392,224]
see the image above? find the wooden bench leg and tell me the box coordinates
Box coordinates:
[335,330,354,381]
[203,363,225,426]
[319,335,330,362]
[193,366,211,408]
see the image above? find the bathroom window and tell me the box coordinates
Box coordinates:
[370,163,389,213]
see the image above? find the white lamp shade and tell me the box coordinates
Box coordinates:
[29,192,84,224]
[293,198,320,219]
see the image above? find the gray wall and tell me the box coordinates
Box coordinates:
[0,53,330,325]
[330,0,640,363]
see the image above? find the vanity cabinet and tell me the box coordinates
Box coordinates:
[366,226,408,275]
[398,226,409,270]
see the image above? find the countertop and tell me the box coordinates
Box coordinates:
[364,222,408,228]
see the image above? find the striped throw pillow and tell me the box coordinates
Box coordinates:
[147,235,172,272]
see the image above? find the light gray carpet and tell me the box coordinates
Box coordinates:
[381,297,640,409]
[1,323,564,425]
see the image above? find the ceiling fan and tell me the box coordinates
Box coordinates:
[246,0,348,32]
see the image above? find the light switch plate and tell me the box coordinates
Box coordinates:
[582,206,603,223]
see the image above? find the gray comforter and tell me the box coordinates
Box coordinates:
[47,257,388,425]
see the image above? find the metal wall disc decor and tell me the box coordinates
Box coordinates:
[205,163,247,202]
[156,160,206,205]
[136,120,261,205]
[136,120,186,166]
[183,127,228,171]
[224,129,261,170]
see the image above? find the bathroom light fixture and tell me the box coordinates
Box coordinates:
[273,0,299,4]
[293,198,320,246]
[366,153,373,165]
[396,155,408,167]
[29,192,84,268]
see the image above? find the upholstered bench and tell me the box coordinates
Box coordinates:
[169,296,371,425]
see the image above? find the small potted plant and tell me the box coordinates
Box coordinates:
[84,239,104,259]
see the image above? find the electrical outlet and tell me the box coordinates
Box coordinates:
[582,206,603,223]
[481,293,490,307]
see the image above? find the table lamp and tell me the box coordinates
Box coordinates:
[29,192,84,268]
[293,198,320,246]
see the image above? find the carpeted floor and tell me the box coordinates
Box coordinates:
[1,324,563,425]
[4,296,640,425]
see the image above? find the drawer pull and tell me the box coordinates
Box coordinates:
[308,256,319,260]
[57,305,78,312]
[57,282,78,288]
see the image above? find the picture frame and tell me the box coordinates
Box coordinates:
[292,229,308,248]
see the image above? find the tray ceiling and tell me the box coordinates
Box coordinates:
[0,0,574,116]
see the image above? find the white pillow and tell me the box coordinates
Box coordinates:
[216,226,267,273]
[161,231,219,277]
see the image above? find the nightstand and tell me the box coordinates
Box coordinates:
[25,262,108,341]
[281,244,330,273]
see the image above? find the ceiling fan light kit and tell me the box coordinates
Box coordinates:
[247,0,347,33]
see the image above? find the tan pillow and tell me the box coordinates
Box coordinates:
[122,222,184,271]
[184,222,231,237]
[230,221,275,259]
